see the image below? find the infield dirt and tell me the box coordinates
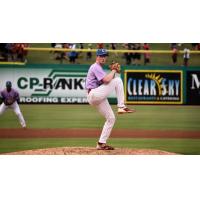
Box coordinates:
[1,128,198,155]
[0,128,199,138]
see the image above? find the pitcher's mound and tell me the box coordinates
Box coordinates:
[4,147,178,155]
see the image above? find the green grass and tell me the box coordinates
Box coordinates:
[0,105,200,130]
[1,105,199,154]
[0,138,200,155]
[26,43,200,66]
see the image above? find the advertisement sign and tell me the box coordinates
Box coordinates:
[0,68,116,104]
[124,70,183,104]
[186,71,200,105]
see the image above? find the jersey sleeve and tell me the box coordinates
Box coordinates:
[93,65,106,81]
[15,91,20,101]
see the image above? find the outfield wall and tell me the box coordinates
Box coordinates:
[0,64,199,105]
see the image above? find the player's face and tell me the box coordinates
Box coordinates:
[6,86,12,92]
[97,55,107,65]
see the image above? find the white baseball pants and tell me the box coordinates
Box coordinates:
[0,102,26,128]
[87,77,125,144]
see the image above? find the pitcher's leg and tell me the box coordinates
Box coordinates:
[95,99,115,144]
[12,102,26,128]
[108,78,135,114]
[0,103,7,115]
[114,77,125,108]
[90,77,125,107]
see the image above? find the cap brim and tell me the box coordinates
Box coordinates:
[97,54,108,57]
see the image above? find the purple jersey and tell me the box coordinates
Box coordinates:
[0,88,19,105]
[85,62,106,89]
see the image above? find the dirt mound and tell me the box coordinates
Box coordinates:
[4,147,178,155]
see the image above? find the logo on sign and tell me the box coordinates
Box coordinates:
[127,73,180,96]
[17,70,86,97]
[190,74,200,90]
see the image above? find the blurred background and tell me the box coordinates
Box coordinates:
[0,43,200,66]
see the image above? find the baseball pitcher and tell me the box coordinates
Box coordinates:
[86,49,135,150]
[0,81,26,128]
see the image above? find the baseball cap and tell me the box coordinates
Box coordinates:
[96,49,108,56]
[6,81,12,87]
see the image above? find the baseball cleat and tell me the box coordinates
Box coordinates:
[96,143,115,150]
[118,107,136,114]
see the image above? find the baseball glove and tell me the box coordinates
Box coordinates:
[109,61,121,73]
[5,98,15,106]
